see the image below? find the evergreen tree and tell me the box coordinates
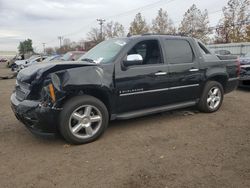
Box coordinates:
[18,39,34,54]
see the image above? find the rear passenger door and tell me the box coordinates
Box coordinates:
[162,38,202,103]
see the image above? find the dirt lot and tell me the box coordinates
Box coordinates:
[0,63,250,188]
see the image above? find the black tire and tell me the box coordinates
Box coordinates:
[198,81,224,113]
[59,95,109,144]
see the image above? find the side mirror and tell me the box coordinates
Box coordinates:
[123,54,143,67]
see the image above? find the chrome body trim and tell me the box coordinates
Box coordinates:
[228,77,239,82]
[119,84,199,96]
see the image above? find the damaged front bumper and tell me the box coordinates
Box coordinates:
[239,75,250,87]
[11,92,61,137]
[239,65,250,86]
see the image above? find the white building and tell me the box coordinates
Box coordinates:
[208,42,250,56]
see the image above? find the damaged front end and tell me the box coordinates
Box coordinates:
[11,72,67,136]
[10,61,106,137]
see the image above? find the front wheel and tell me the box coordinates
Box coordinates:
[59,95,109,144]
[198,81,224,113]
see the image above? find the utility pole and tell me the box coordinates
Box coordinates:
[97,19,105,40]
[58,36,63,48]
[42,43,46,54]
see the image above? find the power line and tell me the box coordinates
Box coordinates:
[171,8,224,27]
[104,0,176,20]
[35,1,247,50]
[61,0,176,38]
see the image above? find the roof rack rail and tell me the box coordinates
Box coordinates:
[141,33,188,37]
[126,33,189,38]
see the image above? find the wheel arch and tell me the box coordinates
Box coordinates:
[60,87,113,118]
[206,74,228,91]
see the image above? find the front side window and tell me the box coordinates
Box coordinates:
[164,39,193,64]
[127,40,163,65]
[79,39,128,64]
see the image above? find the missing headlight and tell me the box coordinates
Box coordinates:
[51,73,61,91]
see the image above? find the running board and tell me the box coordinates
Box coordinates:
[114,101,197,120]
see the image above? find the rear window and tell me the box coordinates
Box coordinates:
[164,39,193,64]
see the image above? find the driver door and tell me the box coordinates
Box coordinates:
[115,39,170,114]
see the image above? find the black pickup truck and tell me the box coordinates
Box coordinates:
[11,35,240,144]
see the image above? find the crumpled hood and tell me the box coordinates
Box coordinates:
[17,61,97,84]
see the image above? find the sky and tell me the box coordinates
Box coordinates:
[0,0,229,52]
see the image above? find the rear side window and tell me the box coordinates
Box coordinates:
[198,42,211,55]
[164,39,193,64]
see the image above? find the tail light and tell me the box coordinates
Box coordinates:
[236,59,241,76]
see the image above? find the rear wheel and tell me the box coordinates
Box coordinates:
[198,81,224,113]
[59,95,109,144]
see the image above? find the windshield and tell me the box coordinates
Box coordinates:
[79,39,128,64]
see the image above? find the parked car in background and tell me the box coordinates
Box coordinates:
[16,55,62,71]
[7,55,24,68]
[239,52,250,87]
[0,57,8,63]
[11,35,239,144]
[12,56,47,72]
[11,55,40,70]
[60,51,86,61]
[43,55,62,62]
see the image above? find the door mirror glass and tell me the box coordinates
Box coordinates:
[123,54,143,66]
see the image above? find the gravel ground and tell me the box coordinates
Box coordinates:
[0,64,250,188]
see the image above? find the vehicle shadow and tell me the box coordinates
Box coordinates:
[16,107,199,146]
[237,87,250,92]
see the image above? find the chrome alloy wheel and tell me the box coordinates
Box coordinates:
[69,105,102,139]
[207,86,221,110]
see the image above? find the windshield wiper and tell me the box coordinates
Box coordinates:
[81,58,96,63]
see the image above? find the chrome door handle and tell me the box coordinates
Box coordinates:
[155,72,167,76]
[189,68,199,72]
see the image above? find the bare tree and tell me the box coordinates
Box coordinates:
[178,4,210,42]
[129,13,149,35]
[214,0,250,43]
[87,21,125,48]
[104,21,125,39]
[151,8,176,34]
[87,27,103,44]
[246,24,250,41]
